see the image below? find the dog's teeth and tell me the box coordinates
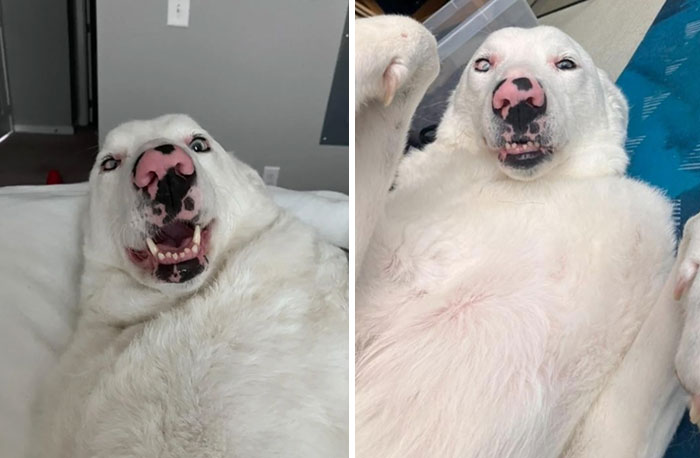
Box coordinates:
[172,253,179,260]
[157,253,165,261]
[527,141,534,148]
[184,247,191,254]
[146,238,158,256]
[192,244,199,254]
[166,252,172,258]
[534,141,540,148]
[193,225,202,245]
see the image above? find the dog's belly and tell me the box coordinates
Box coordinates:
[356,176,674,458]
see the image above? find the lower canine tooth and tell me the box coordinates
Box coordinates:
[193,225,202,245]
[146,238,158,256]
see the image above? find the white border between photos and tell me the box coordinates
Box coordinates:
[348,5,356,457]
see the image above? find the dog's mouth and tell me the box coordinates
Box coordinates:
[127,219,214,284]
[497,140,553,170]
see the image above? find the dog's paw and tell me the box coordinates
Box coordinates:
[355,15,439,109]
[675,214,700,300]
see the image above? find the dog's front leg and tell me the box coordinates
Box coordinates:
[562,262,687,458]
[354,16,438,275]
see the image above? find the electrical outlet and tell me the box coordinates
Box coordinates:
[262,166,280,186]
[167,0,190,27]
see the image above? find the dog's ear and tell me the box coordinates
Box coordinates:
[597,68,629,140]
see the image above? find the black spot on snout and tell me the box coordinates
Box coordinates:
[512,78,532,91]
[154,144,175,154]
[503,97,547,134]
[154,168,197,219]
[184,197,194,211]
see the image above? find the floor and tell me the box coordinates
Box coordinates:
[0,129,98,187]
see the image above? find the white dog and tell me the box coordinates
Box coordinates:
[356,17,687,457]
[673,215,700,425]
[29,114,348,458]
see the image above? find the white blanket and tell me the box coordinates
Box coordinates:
[0,182,348,458]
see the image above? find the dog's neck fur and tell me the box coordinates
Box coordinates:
[77,190,281,328]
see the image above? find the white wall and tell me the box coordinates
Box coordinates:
[1,0,73,129]
[96,0,348,193]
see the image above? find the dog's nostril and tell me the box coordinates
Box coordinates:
[173,162,195,178]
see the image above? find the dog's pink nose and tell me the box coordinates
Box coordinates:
[132,144,194,197]
[492,76,546,120]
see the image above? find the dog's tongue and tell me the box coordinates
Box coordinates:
[157,221,193,248]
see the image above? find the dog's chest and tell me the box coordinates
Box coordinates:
[360,177,672,387]
[356,177,673,456]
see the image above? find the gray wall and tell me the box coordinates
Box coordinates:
[1,0,73,129]
[96,0,348,193]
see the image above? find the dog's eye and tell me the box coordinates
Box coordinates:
[474,58,491,72]
[189,136,211,153]
[100,156,121,172]
[555,58,577,70]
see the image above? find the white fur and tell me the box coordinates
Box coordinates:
[29,114,348,458]
[673,214,700,424]
[356,22,685,457]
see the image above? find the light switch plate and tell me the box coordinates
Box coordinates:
[167,0,190,27]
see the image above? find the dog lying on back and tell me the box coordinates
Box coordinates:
[30,114,348,458]
[356,16,687,457]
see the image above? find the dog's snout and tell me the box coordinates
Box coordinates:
[132,144,195,197]
[492,76,546,132]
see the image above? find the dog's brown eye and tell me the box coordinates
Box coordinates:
[100,156,121,172]
[555,58,577,70]
[474,58,491,72]
[189,137,211,153]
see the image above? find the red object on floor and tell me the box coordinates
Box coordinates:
[46,169,63,185]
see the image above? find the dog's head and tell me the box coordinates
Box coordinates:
[438,26,628,180]
[84,114,274,295]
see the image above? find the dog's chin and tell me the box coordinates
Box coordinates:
[494,141,555,180]
[126,220,215,285]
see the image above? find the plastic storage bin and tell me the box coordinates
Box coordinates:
[409,0,537,147]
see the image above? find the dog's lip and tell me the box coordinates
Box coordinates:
[126,220,214,273]
[497,142,553,162]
